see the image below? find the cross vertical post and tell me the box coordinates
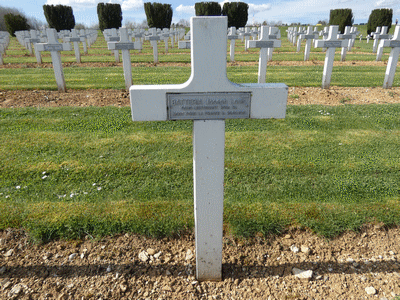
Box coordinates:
[247,26,281,83]
[227,27,238,62]
[314,25,346,89]
[382,25,400,89]
[129,17,288,281]
[108,27,141,90]
[35,28,72,92]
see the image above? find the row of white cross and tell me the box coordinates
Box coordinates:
[14,29,98,65]
[0,31,10,65]
[4,24,400,91]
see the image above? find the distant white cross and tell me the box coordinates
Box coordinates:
[247,26,281,83]
[381,25,400,88]
[145,28,161,63]
[314,25,346,89]
[227,26,239,62]
[299,26,318,61]
[130,17,288,281]
[65,29,85,63]
[35,28,72,92]
[108,27,141,90]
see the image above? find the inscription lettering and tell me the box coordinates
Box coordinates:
[167,92,251,120]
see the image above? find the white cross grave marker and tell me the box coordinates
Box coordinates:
[145,28,161,63]
[25,30,43,64]
[314,25,346,89]
[247,26,281,84]
[227,26,239,62]
[373,26,389,53]
[130,17,288,281]
[108,27,141,90]
[65,29,84,63]
[299,26,318,61]
[338,26,352,62]
[35,28,72,92]
[382,25,400,89]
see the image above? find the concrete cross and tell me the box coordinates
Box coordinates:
[338,26,353,61]
[227,26,239,62]
[373,26,389,53]
[130,17,288,281]
[65,29,85,63]
[314,25,346,89]
[35,28,72,92]
[25,30,43,64]
[240,27,252,51]
[145,28,161,63]
[108,27,141,90]
[381,25,400,88]
[299,26,318,61]
[376,27,392,61]
[161,29,170,54]
[247,26,281,83]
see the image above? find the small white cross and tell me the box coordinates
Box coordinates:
[227,26,239,62]
[145,28,161,63]
[247,26,281,83]
[381,25,400,88]
[314,25,346,89]
[299,26,318,61]
[130,17,287,281]
[35,28,72,92]
[108,27,141,90]
[65,29,85,63]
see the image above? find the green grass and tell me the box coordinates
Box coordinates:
[1,105,399,242]
[0,64,396,90]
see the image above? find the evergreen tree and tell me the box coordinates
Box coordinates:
[195,2,221,16]
[97,3,123,31]
[221,2,249,28]
[329,9,353,33]
[144,2,173,29]
[4,13,30,36]
[43,4,75,31]
[367,8,393,35]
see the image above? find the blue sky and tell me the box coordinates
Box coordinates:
[1,0,399,27]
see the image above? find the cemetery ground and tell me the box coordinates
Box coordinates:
[1,25,400,299]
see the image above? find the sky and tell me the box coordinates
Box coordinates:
[1,0,399,28]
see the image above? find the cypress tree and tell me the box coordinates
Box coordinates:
[329,9,353,33]
[97,3,123,31]
[367,8,393,35]
[4,13,30,37]
[144,2,173,29]
[221,2,249,28]
[195,2,221,16]
[43,4,75,31]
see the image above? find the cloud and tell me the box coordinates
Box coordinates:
[375,0,398,7]
[176,4,195,15]
[44,0,143,10]
[248,3,272,14]
[121,0,143,10]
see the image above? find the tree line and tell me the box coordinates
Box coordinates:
[0,2,395,37]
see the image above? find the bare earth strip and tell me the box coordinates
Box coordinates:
[1,226,400,299]
[1,86,400,108]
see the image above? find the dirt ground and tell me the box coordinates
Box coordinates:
[1,225,400,300]
[1,85,400,108]
[1,66,400,299]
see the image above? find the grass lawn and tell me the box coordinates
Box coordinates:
[1,105,399,242]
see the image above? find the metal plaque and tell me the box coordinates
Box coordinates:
[44,44,63,51]
[324,41,343,48]
[390,41,400,48]
[249,41,275,48]
[167,92,251,120]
